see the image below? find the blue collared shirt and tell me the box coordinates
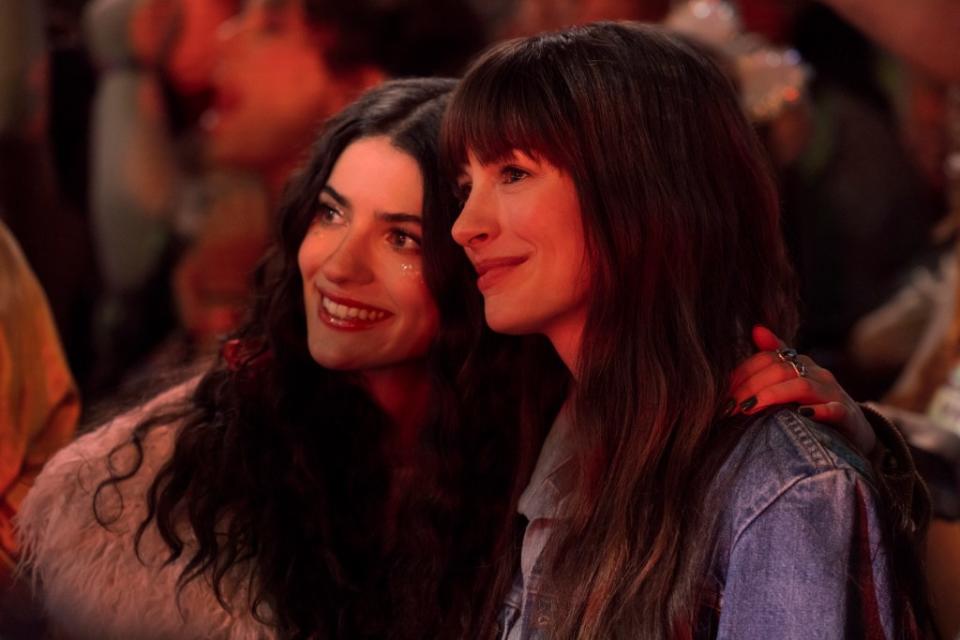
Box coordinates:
[500,406,577,640]
[499,408,900,639]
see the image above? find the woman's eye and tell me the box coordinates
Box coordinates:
[387,229,422,251]
[501,166,529,184]
[315,203,343,224]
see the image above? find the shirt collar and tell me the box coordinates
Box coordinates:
[517,404,579,521]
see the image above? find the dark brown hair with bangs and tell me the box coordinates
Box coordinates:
[443,21,929,639]
[441,45,575,172]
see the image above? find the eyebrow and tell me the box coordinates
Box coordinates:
[321,186,421,225]
[378,213,422,225]
[321,185,350,208]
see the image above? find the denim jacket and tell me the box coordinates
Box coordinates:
[499,408,902,639]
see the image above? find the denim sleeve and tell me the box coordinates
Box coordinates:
[716,468,894,640]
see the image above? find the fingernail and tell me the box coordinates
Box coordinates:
[721,398,736,417]
[740,396,757,412]
[798,406,815,417]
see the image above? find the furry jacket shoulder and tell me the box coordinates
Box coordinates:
[16,379,276,640]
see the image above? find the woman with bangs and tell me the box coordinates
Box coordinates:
[446,22,931,639]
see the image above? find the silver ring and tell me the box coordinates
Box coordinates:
[789,360,807,378]
[776,347,806,377]
[776,348,799,363]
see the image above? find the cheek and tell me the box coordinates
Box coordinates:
[559,231,591,299]
[567,223,590,277]
[414,301,440,345]
[297,238,312,280]
[547,205,589,279]
[523,216,590,298]
[393,269,439,342]
[414,302,441,355]
[396,268,432,312]
[297,231,327,281]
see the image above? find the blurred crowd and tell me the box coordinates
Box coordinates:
[1,0,959,636]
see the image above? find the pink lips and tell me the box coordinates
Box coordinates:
[315,288,393,331]
[473,256,528,292]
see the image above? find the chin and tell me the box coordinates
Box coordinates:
[307,342,355,371]
[483,307,539,336]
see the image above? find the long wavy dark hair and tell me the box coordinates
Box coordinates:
[443,22,930,638]
[94,77,565,639]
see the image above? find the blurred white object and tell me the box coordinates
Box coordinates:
[850,253,956,374]
[665,0,810,123]
[664,0,740,47]
[84,0,179,293]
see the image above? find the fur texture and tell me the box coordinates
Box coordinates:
[16,381,275,640]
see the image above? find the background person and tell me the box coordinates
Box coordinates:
[0,220,80,636]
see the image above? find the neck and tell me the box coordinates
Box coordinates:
[361,361,433,455]
[546,313,585,381]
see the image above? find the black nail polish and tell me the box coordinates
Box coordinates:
[721,398,736,417]
[798,406,815,417]
[740,396,757,412]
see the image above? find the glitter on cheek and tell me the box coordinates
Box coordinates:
[398,262,424,279]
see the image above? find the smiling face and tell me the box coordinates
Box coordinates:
[298,136,439,372]
[451,150,590,363]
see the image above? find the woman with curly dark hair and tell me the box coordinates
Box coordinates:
[17,77,552,639]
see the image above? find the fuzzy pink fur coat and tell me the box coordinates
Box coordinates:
[16,381,276,640]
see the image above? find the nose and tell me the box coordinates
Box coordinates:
[451,186,497,249]
[320,232,375,286]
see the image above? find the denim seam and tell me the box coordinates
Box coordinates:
[729,467,856,551]
[775,409,835,468]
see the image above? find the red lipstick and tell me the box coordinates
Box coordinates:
[315,288,392,331]
[473,256,528,292]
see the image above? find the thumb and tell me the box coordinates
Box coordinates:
[752,324,785,352]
